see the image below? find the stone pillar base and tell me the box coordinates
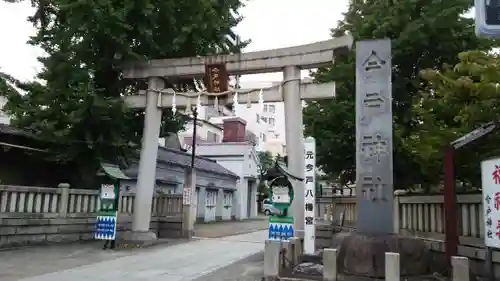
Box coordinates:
[181,229,195,239]
[332,232,432,278]
[118,230,157,247]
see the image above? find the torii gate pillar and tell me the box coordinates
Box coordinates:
[283,66,306,237]
[121,77,164,244]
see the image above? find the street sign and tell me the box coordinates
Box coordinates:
[475,0,500,38]
[268,216,294,241]
[481,158,500,248]
[303,137,316,254]
[355,39,394,234]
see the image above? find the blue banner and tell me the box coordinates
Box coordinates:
[94,214,117,240]
[268,216,294,241]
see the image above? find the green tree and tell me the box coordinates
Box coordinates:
[3,0,248,188]
[258,151,274,179]
[303,0,494,189]
[257,151,274,196]
[413,50,500,188]
[0,72,20,98]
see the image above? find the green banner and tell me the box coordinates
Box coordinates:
[97,210,117,217]
[269,216,294,224]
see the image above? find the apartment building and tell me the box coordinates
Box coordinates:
[233,80,287,155]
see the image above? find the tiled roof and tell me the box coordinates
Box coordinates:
[157,147,238,178]
[0,124,237,179]
[0,124,37,139]
[126,146,238,179]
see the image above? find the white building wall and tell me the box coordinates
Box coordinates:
[194,143,260,220]
[212,158,247,219]
[233,80,287,152]
[177,120,223,146]
[159,105,231,148]
[265,138,286,157]
[232,104,267,151]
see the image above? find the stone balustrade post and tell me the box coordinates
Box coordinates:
[451,256,470,281]
[290,237,302,265]
[385,252,400,281]
[393,190,403,234]
[323,248,338,281]
[57,183,70,216]
[264,239,281,280]
[281,241,293,269]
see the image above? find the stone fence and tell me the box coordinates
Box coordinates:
[0,184,184,248]
[315,193,498,277]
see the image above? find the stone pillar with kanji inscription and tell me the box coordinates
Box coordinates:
[331,39,431,278]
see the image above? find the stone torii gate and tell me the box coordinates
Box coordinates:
[120,35,354,243]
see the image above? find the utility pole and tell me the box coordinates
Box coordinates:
[190,105,198,168]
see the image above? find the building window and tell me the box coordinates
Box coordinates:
[268,117,275,126]
[261,116,268,123]
[262,133,267,142]
[263,104,268,112]
[268,105,276,113]
[256,114,260,123]
[207,131,217,142]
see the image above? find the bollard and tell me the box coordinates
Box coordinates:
[282,241,293,269]
[264,239,281,279]
[290,237,302,265]
[385,252,400,281]
[451,256,470,281]
[323,248,338,281]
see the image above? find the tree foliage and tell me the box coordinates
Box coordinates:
[304,0,495,189]
[413,51,500,188]
[257,151,275,195]
[258,151,275,179]
[2,0,248,188]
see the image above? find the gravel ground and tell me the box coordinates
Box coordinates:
[192,252,264,281]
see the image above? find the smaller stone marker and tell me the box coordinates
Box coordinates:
[282,241,293,269]
[264,239,281,279]
[451,256,470,281]
[385,252,400,281]
[323,248,338,281]
[290,237,302,265]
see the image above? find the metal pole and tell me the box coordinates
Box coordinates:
[191,106,198,168]
[444,145,459,263]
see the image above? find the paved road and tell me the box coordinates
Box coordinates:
[192,252,264,281]
[194,217,267,238]
[0,230,267,281]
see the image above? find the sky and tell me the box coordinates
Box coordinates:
[0,0,349,84]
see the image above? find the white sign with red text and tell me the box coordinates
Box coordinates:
[481,158,500,248]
